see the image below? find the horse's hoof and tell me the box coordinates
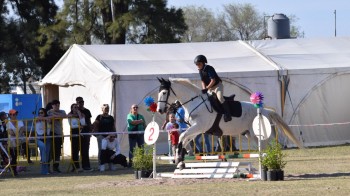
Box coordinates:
[177,161,185,170]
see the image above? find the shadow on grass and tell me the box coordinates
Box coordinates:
[0,159,178,180]
[287,172,350,180]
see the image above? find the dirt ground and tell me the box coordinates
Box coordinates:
[75,172,349,189]
[75,177,247,189]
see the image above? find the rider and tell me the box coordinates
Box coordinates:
[194,54,232,122]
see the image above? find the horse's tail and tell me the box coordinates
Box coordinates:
[268,112,304,149]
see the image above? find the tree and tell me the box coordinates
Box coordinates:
[1,0,63,93]
[127,0,187,44]
[0,1,11,93]
[289,14,304,38]
[56,0,187,45]
[182,6,221,42]
[182,3,304,42]
[221,3,264,40]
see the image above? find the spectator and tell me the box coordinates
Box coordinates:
[67,103,84,172]
[160,103,177,130]
[127,104,146,167]
[99,134,127,171]
[76,96,93,171]
[165,113,176,161]
[35,108,52,175]
[215,136,238,152]
[0,111,7,138]
[47,99,66,173]
[45,102,53,111]
[170,123,180,163]
[195,133,212,154]
[6,109,25,176]
[92,104,116,168]
[174,100,187,133]
[0,111,8,168]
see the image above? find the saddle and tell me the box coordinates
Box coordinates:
[208,93,242,118]
[204,93,242,137]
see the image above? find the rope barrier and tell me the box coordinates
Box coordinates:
[288,121,350,127]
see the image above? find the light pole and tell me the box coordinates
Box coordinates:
[111,0,115,22]
[263,15,271,39]
[334,10,337,37]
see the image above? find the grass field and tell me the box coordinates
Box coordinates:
[1,145,350,195]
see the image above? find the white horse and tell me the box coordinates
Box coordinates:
[156,78,303,167]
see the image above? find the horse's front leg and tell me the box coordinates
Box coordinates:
[176,124,202,169]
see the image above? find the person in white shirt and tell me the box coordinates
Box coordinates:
[6,109,25,176]
[100,134,127,171]
[35,108,51,175]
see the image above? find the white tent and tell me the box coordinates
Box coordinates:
[40,37,350,156]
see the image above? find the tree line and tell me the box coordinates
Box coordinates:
[0,0,302,94]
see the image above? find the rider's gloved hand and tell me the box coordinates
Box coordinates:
[201,88,208,94]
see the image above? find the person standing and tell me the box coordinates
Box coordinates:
[195,133,212,154]
[6,109,25,176]
[0,111,8,168]
[93,104,116,168]
[165,113,176,162]
[127,104,146,167]
[67,103,84,172]
[47,100,66,173]
[76,96,93,171]
[35,108,52,175]
[174,100,187,133]
[170,123,180,163]
[195,54,232,122]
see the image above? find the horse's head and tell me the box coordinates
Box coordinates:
[156,77,172,114]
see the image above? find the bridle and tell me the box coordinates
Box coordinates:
[157,82,213,121]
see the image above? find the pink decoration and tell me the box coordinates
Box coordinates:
[250,92,264,108]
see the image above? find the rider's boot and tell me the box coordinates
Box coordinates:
[223,101,232,122]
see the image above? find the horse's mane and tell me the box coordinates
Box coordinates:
[169,78,201,93]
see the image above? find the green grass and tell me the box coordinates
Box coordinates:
[1,145,350,195]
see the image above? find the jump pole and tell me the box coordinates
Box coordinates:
[251,92,271,180]
[258,108,262,180]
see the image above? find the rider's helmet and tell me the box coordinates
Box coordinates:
[194,55,207,64]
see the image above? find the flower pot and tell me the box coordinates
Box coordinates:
[134,170,139,179]
[261,168,267,181]
[138,170,152,178]
[276,170,284,181]
[267,170,278,181]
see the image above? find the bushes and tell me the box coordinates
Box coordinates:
[261,141,286,171]
[132,145,153,171]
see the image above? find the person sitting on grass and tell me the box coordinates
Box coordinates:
[100,134,128,171]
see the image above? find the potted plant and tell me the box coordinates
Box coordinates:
[260,153,269,181]
[262,141,286,181]
[132,145,153,179]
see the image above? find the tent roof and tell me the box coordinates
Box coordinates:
[41,37,350,85]
[79,40,279,76]
[250,37,350,73]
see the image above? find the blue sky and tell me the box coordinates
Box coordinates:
[167,0,350,38]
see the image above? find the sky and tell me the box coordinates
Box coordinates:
[167,0,350,38]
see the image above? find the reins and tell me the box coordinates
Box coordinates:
[159,83,214,126]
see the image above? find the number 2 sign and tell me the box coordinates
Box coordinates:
[144,121,160,145]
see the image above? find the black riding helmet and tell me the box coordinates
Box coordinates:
[194,55,207,64]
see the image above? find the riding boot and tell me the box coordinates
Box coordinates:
[223,102,232,122]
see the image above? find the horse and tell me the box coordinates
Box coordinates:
[156,78,303,169]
